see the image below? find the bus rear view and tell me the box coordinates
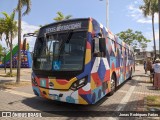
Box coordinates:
[31,18,134,104]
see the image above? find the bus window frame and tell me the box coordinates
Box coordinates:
[33,30,88,72]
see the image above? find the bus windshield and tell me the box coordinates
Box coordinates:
[33,31,86,71]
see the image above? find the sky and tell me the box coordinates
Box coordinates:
[0,0,159,52]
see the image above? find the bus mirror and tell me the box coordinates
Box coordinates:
[93,38,105,57]
[92,38,99,53]
[99,38,106,57]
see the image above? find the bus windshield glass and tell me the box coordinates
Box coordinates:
[33,31,86,71]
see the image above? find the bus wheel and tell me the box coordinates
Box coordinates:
[109,74,116,96]
[128,68,132,80]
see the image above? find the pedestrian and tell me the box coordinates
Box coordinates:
[152,59,160,90]
[151,60,155,85]
[143,60,147,74]
[147,59,154,82]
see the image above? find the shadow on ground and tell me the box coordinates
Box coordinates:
[0,80,13,84]
[20,75,159,119]
[21,96,156,120]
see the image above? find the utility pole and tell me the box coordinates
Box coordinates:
[100,0,109,28]
[106,0,109,28]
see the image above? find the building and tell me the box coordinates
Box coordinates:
[135,50,159,64]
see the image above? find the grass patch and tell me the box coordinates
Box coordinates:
[4,72,17,77]
[146,96,160,107]
[0,81,31,89]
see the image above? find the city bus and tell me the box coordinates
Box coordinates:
[31,18,135,104]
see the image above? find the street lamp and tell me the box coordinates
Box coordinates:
[100,0,109,28]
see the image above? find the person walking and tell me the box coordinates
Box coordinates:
[147,59,154,82]
[143,60,147,74]
[152,59,160,90]
[151,60,155,85]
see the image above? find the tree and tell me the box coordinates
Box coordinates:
[1,12,18,76]
[158,0,160,57]
[53,11,72,22]
[15,0,31,83]
[116,29,151,50]
[34,25,43,34]
[140,0,158,60]
[0,44,2,55]
[0,18,5,40]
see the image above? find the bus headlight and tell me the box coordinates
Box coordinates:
[70,77,87,91]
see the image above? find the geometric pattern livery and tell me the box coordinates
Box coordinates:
[31,18,134,104]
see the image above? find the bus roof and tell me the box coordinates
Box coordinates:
[38,17,134,52]
[98,20,134,51]
[40,18,90,29]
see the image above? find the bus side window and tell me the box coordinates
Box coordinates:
[120,46,122,54]
[125,48,126,56]
[118,44,121,56]
[114,41,116,52]
[126,49,128,56]
[111,40,116,52]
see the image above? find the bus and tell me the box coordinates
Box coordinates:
[31,17,135,104]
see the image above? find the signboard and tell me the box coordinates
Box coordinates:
[46,22,82,33]
[38,19,89,37]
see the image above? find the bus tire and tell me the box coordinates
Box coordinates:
[109,74,116,96]
[128,68,132,80]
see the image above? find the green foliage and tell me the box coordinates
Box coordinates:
[116,29,151,50]
[1,12,18,47]
[139,0,158,59]
[0,18,5,40]
[15,0,31,16]
[140,0,158,16]
[5,72,16,77]
[53,11,72,22]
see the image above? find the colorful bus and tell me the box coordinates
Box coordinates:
[31,18,134,104]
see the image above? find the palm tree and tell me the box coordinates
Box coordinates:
[0,18,6,40]
[140,0,158,60]
[15,0,31,83]
[53,11,72,22]
[0,44,2,55]
[158,0,160,57]
[1,12,18,76]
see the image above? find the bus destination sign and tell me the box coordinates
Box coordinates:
[45,22,82,34]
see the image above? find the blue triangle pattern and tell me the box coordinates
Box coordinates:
[80,94,92,104]
[97,59,106,82]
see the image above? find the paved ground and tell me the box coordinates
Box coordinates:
[0,68,32,81]
[0,65,160,120]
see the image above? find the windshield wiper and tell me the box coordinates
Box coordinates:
[57,31,73,61]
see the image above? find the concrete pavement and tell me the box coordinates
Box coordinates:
[0,65,159,120]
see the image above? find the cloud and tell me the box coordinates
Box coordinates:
[144,30,159,51]
[145,29,159,41]
[0,21,39,52]
[13,21,40,51]
[127,1,158,24]
[136,13,158,24]
[126,0,159,51]
[137,19,152,23]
